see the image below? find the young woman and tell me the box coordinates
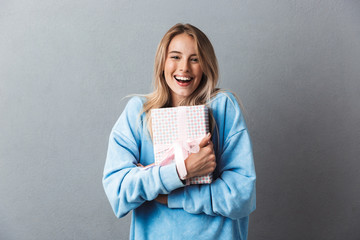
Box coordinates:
[103,23,256,240]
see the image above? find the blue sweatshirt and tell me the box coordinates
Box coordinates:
[103,92,256,240]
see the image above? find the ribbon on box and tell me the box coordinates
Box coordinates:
[154,137,203,185]
[154,139,201,166]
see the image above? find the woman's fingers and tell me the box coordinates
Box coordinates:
[185,137,216,179]
[198,133,211,148]
[201,146,216,172]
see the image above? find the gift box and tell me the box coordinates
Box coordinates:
[151,105,212,184]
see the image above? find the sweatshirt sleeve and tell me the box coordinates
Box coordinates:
[102,97,184,218]
[167,93,256,220]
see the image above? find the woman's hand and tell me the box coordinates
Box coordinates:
[154,194,168,205]
[184,133,216,179]
[137,163,154,168]
[141,134,215,206]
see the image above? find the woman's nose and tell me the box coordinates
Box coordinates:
[179,59,190,72]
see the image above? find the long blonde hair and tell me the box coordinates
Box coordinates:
[142,23,221,137]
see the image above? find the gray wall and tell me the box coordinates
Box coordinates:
[1,1,359,239]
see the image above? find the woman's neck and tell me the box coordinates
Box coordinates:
[171,96,185,107]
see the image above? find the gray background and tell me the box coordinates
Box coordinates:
[1,0,359,239]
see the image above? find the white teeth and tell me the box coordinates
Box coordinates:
[175,76,191,81]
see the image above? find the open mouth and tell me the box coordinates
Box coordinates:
[174,75,193,85]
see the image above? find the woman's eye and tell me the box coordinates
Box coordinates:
[171,56,180,60]
[191,58,199,62]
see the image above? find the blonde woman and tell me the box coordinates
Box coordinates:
[103,23,256,240]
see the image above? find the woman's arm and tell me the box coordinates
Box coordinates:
[167,94,256,220]
[102,97,184,218]
[168,130,256,219]
[154,133,216,205]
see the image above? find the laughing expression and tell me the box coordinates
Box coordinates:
[164,33,203,106]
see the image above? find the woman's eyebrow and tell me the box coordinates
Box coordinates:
[168,51,182,54]
[168,50,197,56]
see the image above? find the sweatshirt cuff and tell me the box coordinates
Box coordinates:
[159,163,185,193]
[167,187,184,209]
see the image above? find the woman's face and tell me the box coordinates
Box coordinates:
[164,33,203,106]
